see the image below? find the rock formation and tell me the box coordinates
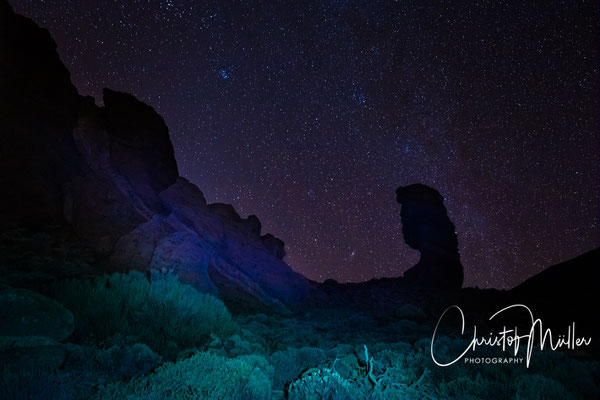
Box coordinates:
[395,184,463,289]
[0,2,310,313]
[0,286,74,371]
[0,286,74,341]
[511,248,599,335]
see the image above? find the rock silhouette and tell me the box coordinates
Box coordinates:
[0,2,310,313]
[4,1,596,319]
[396,184,463,289]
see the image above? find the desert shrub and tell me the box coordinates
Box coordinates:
[287,368,363,400]
[65,342,161,380]
[365,350,422,390]
[94,351,273,400]
[437,373,508,400]
[437,372,579,400]
[514,374,570,400]
[332,353,361,381]
[522,350,600,399]
[370,383,434,400]
[0,369,74,400]
[221,333,268,357]
[394,304,426,321]
[2,342,164,399]
[233,310,600,400]
[270,346,327,389]
[42,270,237,359]
[425,331,600,400]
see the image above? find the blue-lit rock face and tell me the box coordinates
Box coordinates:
[396,184,464,290]
[0,2,310,313]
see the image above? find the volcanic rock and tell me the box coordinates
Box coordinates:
[0,2,310,313]
[0,286,74,341]
[396,184,464,289]
[0,336,66,372]
[0,1,83,228]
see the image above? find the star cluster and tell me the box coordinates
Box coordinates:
[12,0,598,288]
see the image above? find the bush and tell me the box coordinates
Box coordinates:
[65,342,162,381]
[43,270,237,359]
[287,368,362,400]
[437,373,506,400]
[0,369,74,400]
[270,346,327,389]
[220,333,268,357]
[95,351,273,400]
[394,304,426,321]
[514,374,570,400]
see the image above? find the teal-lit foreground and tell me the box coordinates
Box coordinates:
[1,270,598,399]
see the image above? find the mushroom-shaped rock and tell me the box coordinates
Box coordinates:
[396,184,463,290]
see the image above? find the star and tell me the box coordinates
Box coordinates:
[219,69,229,80]
[12,0,597,288]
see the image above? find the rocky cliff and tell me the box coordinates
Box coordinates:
[0,2,310,313]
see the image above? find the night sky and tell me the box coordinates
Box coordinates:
[11,0,598,289]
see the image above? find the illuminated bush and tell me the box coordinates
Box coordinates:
[95,351,272,400]
[64,342,162,381]
[43,270,237,359]
[270,346,327,389]
[287,368,361,400]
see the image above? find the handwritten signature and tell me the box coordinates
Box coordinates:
[430,304,592,368]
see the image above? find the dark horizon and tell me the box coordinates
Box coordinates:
[11,0,599,289]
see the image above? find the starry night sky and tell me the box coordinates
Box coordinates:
[11,0,598,288]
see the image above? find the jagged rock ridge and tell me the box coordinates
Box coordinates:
[0,1,309,313]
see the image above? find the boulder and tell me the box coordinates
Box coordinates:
[0,336,65,371]
[0,287,74,341]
